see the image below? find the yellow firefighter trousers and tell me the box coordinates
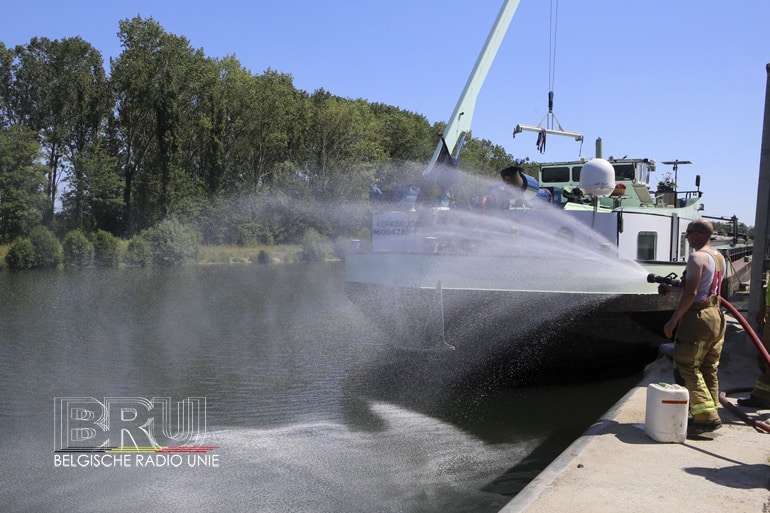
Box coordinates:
[672,295,726,423]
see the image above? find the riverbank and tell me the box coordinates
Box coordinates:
[0,243,313,270]
[197,244,304,264]
[500,295,770,513]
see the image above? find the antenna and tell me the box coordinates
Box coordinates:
[661,160,692,188]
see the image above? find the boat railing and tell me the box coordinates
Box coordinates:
[718,245,753,262]
[653,189,702,208]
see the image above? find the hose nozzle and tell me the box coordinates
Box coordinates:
[647,272,682,295]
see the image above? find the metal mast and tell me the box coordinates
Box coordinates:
[748,63,770,329]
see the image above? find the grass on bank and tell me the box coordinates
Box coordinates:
[197,245,304,264]
[0,242,309,270]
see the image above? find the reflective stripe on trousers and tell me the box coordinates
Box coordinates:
[673,296,726,423]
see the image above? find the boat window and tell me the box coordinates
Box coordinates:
[571,166,582,182]
[541,166,571,183]
[613,164,635,181]
[640,166,651,185]
[679,233,687,261]
[637,231,657,260]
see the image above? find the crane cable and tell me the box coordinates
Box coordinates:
[547,0,559,131]
[535,1,559,154]
[516,0,583,156]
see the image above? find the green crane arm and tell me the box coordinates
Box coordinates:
[423,0,522,178]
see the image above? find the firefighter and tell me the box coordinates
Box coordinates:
[663,218,726,438]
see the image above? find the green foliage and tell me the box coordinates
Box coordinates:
[3,226,63,271]
[92,230,121,268]
[0,127,46,242]
[0,15,593,249]
[190,194,338,247]
[62,230,94,269]
[125,236,152,267]
[61,142,123,234]
[146,218,200,266]
[370,103,435,163]
[5,237,35,270]
[0,244,8,270]
[28,225,61,269]
[236,223,274,246]
[300,229,333,263]
[459,136,518,179]
[713,220,752,239]
[11,36,109,225]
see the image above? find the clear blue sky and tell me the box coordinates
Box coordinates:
[3,1,769,224]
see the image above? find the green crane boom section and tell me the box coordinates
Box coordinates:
[423,0,522,178]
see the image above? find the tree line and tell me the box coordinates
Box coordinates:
[0,15,516,264]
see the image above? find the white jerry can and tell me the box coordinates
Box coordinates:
[645,383,689,443]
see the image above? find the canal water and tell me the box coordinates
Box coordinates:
[0,263,642,512]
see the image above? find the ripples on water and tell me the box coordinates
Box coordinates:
[0,263,640,512]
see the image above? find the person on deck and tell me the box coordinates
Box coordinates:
[663,218,727,438]
[483,165,529,211]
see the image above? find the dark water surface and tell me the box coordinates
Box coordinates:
[0,263,640,512]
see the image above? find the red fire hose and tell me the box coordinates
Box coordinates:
[718,298,770,434]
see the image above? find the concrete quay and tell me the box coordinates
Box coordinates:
[501,310,770,513]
